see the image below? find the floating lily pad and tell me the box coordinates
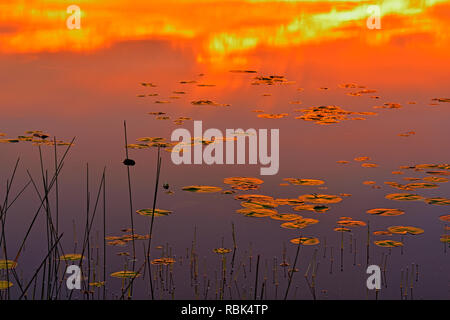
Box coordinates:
[0,139,19,143]
[290,237,320,245]
[0,281,13,290]
[425,197,450,205]
[151,257,176,265]
[182,185,222,193]
[295,105,376,125]
[423,176,449,183]
[257,113,289,119]
[385,193,424,201]
[337,220,366,227]
[236,208,276,218]
[281,218,319,229]
[274,198,304,206]
[362,163,378,168]
[366,208,405,216]
[373,231,392,236]
[334,227,351,232]
[284,178,324,186]
[136,209,172,217]
[59,254,84,261]
[293,204,329,213]
[0,260,17,270]
[374,240,403,247]
[110,271,141,279]
[354,156,371,162]
[224,177,263,191]
[213,248,232,254]
[298,194,342,204]
[235,194,273,202]
[89,281,105,287]
[387,226,424,235]
[270,213,302,221]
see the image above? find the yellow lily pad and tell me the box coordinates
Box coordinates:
[213,248,232,254]
[151,257,176,265]
[110,271,141,279]
[0,281,13,290]
[59,254,84,261]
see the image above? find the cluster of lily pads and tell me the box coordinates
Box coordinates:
[0,130,71,146]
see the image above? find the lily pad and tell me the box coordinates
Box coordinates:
[110,271,141,279]
[224,177,263,191]
[236,208,276,218]
[387,226,424,235]
[151,257,176,265]
[0,281,13,290]
[213,248,232,254]
[136,209,172,217]
[281,218,319,229]
[425,197,450,205]
[182,185,222,193]
[366,208,405,217]
[337,220,366,227]
[298,194,342,204]
[374,240,403,247]
[270,213,302,221]
[293,204,329,213]
[59,254,84,261]
[284,178,324,186]
[385,193,424,201]
[290,237,320,245]
[0,260,17,270]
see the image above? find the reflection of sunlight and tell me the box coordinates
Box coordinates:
[0,0,449,62]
